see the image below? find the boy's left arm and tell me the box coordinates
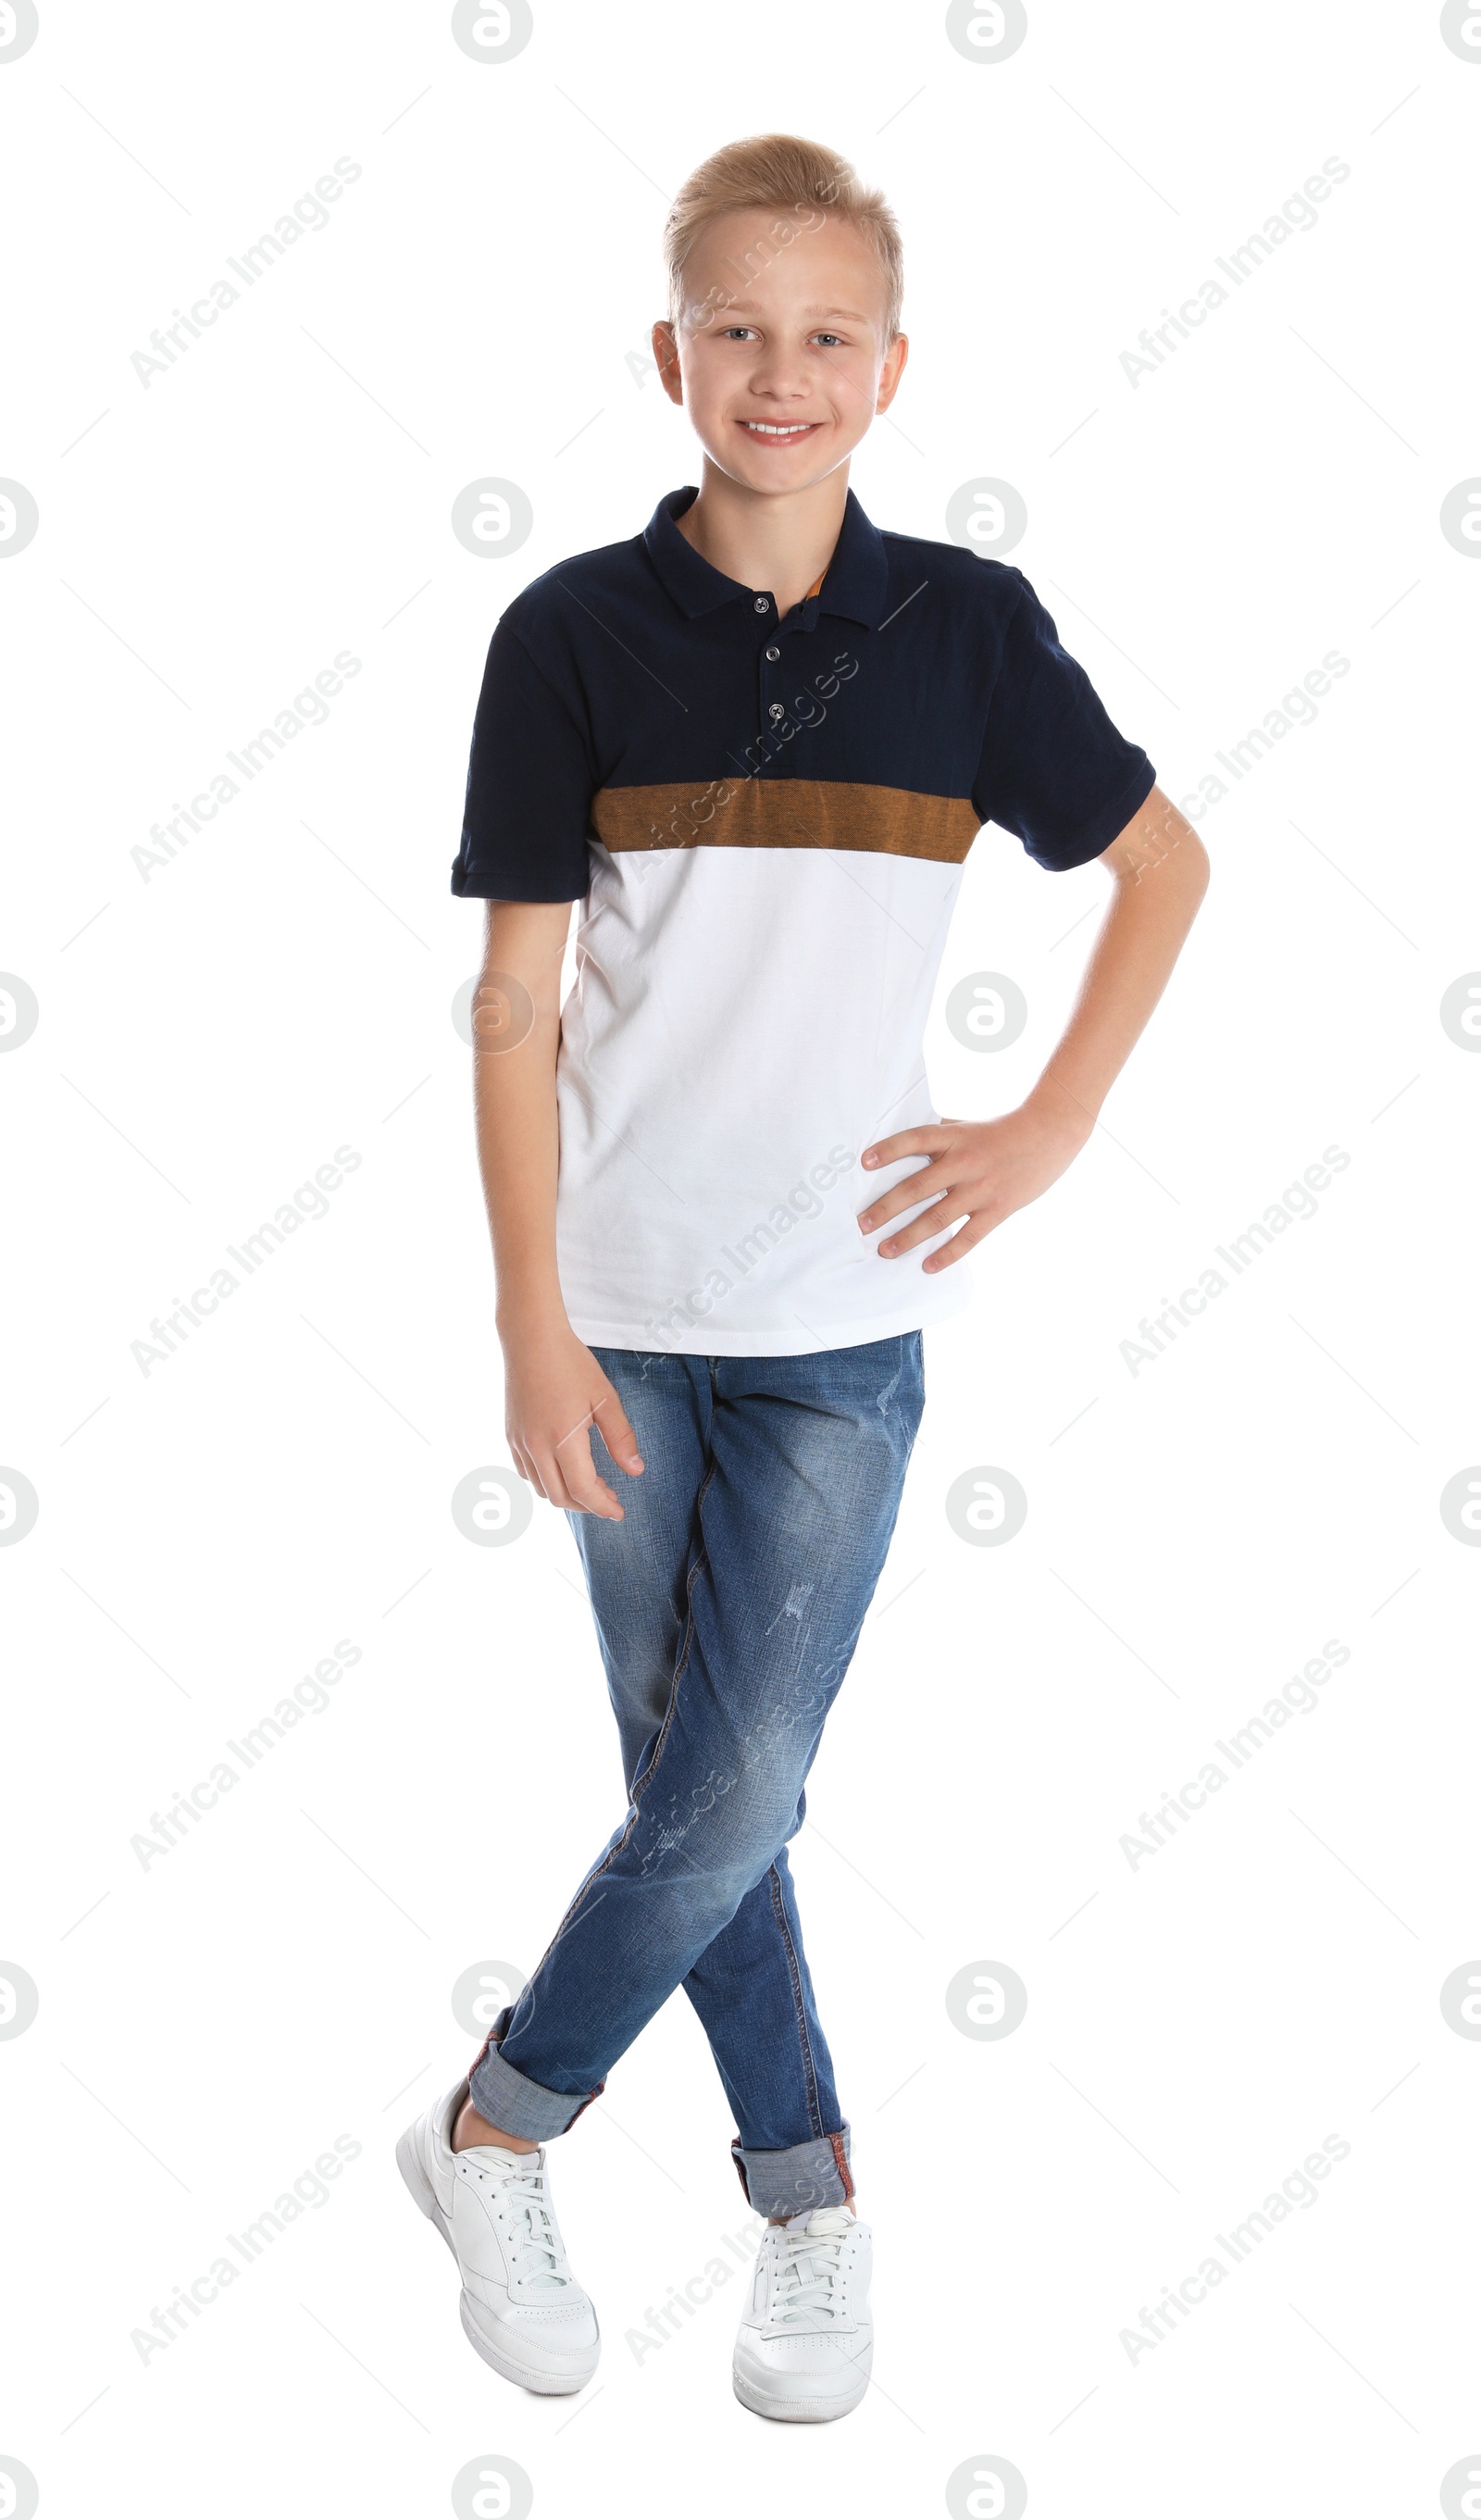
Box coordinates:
[858,786,1210,1270]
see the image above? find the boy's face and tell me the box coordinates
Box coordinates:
[654,206,907,494]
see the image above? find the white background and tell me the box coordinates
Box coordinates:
[4,2,1480,2514]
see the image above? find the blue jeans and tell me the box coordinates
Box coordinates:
[468,1334,926,2217]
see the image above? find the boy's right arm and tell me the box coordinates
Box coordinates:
[474,899,643,1518]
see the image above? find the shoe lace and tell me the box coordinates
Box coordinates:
[494,2163,568,2290]
[767,2207,854,2328]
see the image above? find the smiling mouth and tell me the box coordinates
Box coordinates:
[739,419,821,438]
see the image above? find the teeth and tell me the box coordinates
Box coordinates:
[744,421,814,435]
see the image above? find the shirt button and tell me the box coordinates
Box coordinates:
[753,595,769,612]
[768,702,785,720]
[765,643,780,661]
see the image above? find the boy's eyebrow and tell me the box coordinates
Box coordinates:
[718,298,873,323]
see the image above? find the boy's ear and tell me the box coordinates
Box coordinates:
[652,320,684,406]
[875,332,909,416]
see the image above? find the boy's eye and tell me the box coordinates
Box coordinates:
[716,326,849,346]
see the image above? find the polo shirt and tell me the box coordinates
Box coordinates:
[453,484,1155,1358]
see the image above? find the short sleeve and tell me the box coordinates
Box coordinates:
[451,616,595,900]
[971,574,1156,872]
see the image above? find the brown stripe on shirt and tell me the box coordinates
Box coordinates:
[590,779,981,865]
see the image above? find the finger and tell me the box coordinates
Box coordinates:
[509,1439,549,1503]
[530,1445,586,1513]
[551,1416,627,1518]
[860,1124,949,1171]
[857,1166,959,1234]
[553,1433,625,1519]
[923,1216,1000,1271]
[878,1197,972,1257]
[591,1391,644,1475]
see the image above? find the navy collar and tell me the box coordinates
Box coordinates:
[642,483,890,628]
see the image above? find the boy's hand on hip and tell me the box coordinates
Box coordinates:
[857,1099,1092,1270]
[503,1317,644,1516]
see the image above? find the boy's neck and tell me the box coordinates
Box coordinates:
[675,458,850,619]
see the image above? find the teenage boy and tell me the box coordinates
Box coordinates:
[400,133,1208,2421]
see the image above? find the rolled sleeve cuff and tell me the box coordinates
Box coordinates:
[730,2123,853,2217]
[467,2010,604,2140]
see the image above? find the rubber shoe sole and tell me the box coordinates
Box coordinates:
[732,2342,872,2424]
[395,2126,599,2396]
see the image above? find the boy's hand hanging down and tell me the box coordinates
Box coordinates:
[504,1320,643,1517]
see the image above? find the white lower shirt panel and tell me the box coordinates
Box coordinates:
[554,839,980,1356]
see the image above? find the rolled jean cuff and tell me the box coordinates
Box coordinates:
[730,2123,853,2218]
[467,2007,604,2141]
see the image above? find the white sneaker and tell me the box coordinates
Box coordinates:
[732,2206,873,2422]
[397,2080,600,2394]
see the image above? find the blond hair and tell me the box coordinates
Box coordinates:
[663,133,903,340]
